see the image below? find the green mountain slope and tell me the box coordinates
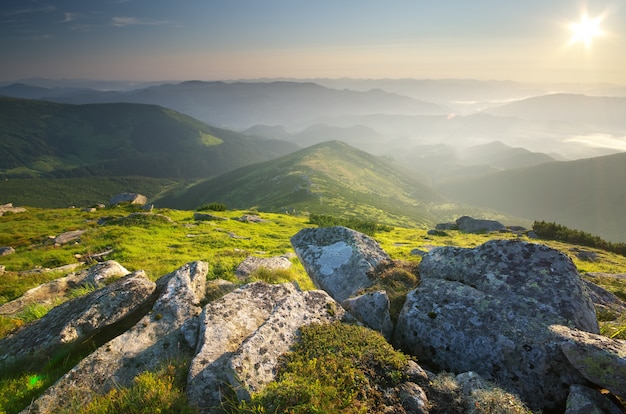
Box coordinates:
[438,151,626,242]
[0,96,297,179]
[159,141,446,227]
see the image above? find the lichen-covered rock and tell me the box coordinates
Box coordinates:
[0,260,129,316]
[394,240,598,412]
[0,271,155,365]
[455,216,505,233]
[564,384,623,414]
[291,226,390,302]
[187,282,345,412]
[341,290,394,340]
[235,255,292,279]
[397,381,429,414]
[24,261,208,413]
[583,274,626,318]
[551,324,626,401]
[54,229,86,245]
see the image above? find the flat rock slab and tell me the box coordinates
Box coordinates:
[54,229,86,245]
[291,226,390,302]
[187,281,345,412]
[235,255,292,279]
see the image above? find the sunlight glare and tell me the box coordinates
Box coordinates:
[569,12,604,47]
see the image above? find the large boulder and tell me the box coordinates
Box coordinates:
[551,324,626,401]
[187,281,345,412]
[564,384,623,414]
[25,261,208,413]
[455,216,505,233]
[341,290,394,340]
[290,226,390,302]
[109,193,147,206]
[0,271,155,365]
[394,239,598,412]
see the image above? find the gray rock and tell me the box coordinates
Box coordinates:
[109,193,147,206]
[582,278,626,320]
[565,384,623,414]
[0,203,26,216]
[291,226,390,302]
[0,246,15,256]
[237,214,268,223]
[54,229,86,245]
[410,248,428,257]
[397,382,429,414]
[341,290,394,340]
[235,255,293,279]
[193,212,228,221]
[0,260,129,316]
[25,261,208,413]
[455,216,505,233]
[435,222,457,231]
[0,271,155,365]
[187,282,345,412]
[427,229,448,236]
[394,239,598,412]
[551,324,626,401]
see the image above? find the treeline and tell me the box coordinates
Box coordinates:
[309,214,393,236]
[532,220,626,257]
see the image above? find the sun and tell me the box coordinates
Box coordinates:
[569,12,604,47]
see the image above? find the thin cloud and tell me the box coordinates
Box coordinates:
[3,6,57,16]
[59,12,79,23]
[112,16,171,27]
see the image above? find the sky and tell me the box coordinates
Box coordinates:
[1,0,625,84]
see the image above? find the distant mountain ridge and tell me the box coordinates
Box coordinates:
[0,96,297,179]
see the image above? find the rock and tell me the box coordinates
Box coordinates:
[394,239,598,412]
[435,222,457,231]
[0,271,155,365]
[109,193,147,206]
[54,229,86,245]
[187,281,345,412]
[0,265,4,274]
[0,260,129,316]
[291,226,390,302]
[564,384,623,414]
[427,229,448,236]
[397,382,429,414]
[576,249,599,262]
[526,230,539,239]
[0,246,15,256]
[193,212,228,221]
[234,255,292,279]
[341,290,394,340]
[0,203,26,215]
[25,261,208,413]
[410,248,428,257]
[82,207,96,213]
[237,214,268,223]
[551,324,626,401]
[582,278,626,320]
[455,216,505,233]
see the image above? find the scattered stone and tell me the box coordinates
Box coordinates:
[109,193,147,206]
[237,214,268,223]
[427,229,448,236]
[193,212,228,221]
[564,384,623,414]
[455,215,505,233]
[0,265,5,274]
[394,239,598,412]
[576,250,599,262]
[0,203,26,216]
[54,229,87,245]
[341,290,394,340]
[187,282,345,412]
[234,255,293,279]
[82,207,97,213]
[0,246,15,256]
[551,324,626,401]
[291,226,390,302]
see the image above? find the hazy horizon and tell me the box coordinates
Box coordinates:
[1,0,625,84]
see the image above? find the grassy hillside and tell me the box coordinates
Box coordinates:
[0,96,297,179]
[439,151,626,242]
[159,141,449,227]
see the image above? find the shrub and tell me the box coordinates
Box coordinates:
[532,221,626,257]
[197,202,227,212]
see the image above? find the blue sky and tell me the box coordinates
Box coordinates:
[1,0,624,83]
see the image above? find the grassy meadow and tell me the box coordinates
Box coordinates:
[1,205,625,413]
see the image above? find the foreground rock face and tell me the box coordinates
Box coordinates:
[25,261,207,413]
[394,239,598,412]
[291,226,390,302]
[187,281,345,412]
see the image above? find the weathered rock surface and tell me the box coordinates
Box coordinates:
[0,271,155,365]
[53,229,86,245]
[584,273,626,318]
[564,384,623,414]
[341,290,394,340]
[0,203,26,215]
[193,212,228,221]
[235,254,293,279]
[0,246,15,256]
[291,226,390,302]
[0,260,129,316]
[394,239,598,411]
[187,282,345,412]
[24,261,208,413]
[551,324,626,401]
[109,192,147,205]
[455,215,505,233]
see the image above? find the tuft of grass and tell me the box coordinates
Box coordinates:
[237,322,409,413]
